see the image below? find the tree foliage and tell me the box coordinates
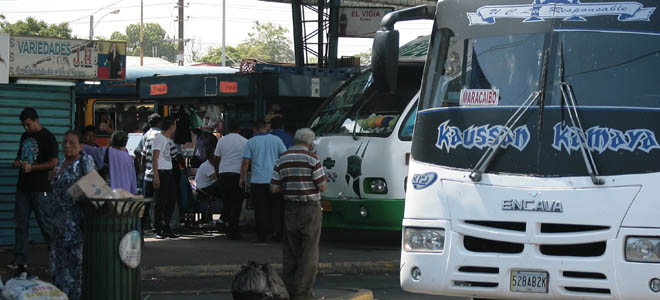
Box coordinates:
[199,45,241,65]
[0,16,72,38]
[110,23,177,62]
[200,21,294,64]
[354,49,372,66]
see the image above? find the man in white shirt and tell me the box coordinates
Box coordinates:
[214,120,248,240]
[152,116,177,239]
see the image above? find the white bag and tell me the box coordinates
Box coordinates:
[0,274,68,300]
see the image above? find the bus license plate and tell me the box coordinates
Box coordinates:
[510,270,548,293]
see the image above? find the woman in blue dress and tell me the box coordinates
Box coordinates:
[49,130,96,300]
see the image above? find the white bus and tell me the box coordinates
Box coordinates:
[372,1,660,299]
[308,36,429,230]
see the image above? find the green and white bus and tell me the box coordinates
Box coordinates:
[308,36,429,230]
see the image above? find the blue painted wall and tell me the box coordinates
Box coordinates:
[0,84,74,246]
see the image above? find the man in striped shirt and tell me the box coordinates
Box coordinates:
[271,128,326,300]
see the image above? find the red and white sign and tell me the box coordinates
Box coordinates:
[339,7,393,38]
[220,81,238,93]
[460,89,499,106]
[150,83,168,95]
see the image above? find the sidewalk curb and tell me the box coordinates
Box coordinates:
[142,288,373,300]
[142,260,400,279]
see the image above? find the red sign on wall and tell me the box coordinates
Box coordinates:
[150,83,168,95]
[220,81,238,93]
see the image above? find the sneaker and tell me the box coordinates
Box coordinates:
[6,261,26,270]
[154,232,165,239]
[164,231,179,239]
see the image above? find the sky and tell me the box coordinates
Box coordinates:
[0,0,432,63]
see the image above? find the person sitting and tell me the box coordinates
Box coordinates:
[194,146,222,223]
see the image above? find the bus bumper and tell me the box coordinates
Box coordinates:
[400,219,660,299]
[320,198,404,231]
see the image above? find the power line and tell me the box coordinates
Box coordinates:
[66,0,127,24]
[1,2,173,14]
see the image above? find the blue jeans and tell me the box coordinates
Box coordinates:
[14,191,54,264]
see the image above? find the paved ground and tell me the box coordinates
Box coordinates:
[142,274,467,300]
[0,227,403,299]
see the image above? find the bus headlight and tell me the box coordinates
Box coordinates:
[625,237,660,262]
[365,178,388,194]
[404,227,445,252]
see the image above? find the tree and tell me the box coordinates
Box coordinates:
[354,49,372,66]
[238,22,294,63]
[199,21,294,64]
[109,23,177,62]
[0,16,72,38]
[199,45,241,65]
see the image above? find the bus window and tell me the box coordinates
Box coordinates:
[399,104,418,141]
[118,104,154,133]
[336,66,422,136]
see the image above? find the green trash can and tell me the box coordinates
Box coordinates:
[80,198,151,300]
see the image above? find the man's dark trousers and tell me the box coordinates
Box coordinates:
[251,184,272,242]
[219,173,243,239]
[14,191,54,265]
[282,201,322,300]
[153,170,176,233]
[142,180,154,229]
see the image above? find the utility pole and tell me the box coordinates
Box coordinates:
[178,0,184,66]
[222,0,226,67]
[140,0,144,66]
[89,15,94,40]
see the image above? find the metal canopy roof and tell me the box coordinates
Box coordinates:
[259,0,436,9]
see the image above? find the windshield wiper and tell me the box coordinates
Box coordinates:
[558,43,604,185]
[469,91,540,182]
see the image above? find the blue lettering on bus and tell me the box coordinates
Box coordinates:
[436,121,530,152]
[552,122,660,153]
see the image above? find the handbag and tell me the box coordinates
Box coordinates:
[98,147,111,183]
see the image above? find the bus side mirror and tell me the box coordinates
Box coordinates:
[372,29,399,94]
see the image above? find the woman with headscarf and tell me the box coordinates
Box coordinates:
[49,130,96,300]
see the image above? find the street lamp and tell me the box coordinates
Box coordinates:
[89,9,120,40]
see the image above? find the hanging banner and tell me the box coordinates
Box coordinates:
[339,7,394,38]
[9,36,126,80]
[0,33,8,84]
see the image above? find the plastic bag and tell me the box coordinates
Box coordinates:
[187,106,203,130]
[0,273,68,300]
[202,105,221,130]
[231,261,289,300]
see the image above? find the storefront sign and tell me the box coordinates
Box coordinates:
[339,7,394,38]
[9,36,126,80]
[0,33,8,84]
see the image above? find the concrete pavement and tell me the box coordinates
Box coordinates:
[1,228,401,299]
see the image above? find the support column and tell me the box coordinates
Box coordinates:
[291,0,305,72]
[317,0,324,68]
[327,0,339,68]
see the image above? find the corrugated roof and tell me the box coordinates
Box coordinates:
[259,0,436,9]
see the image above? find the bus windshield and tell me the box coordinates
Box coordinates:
[423,30,660,109]
[311,65,423,136]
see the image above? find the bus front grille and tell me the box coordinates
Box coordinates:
[463,235,524,254]
[540,242,606,257]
